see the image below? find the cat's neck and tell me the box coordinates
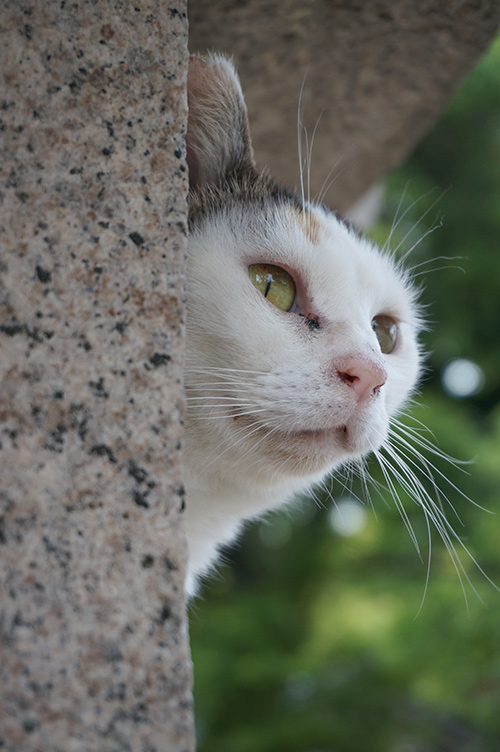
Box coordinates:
[183,464,306,594]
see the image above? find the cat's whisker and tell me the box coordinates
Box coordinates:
[297,80,305,207]
[388,445,457,529]
[406,255,465,275]
[186,399,255,407]
[306,482,329,511]
[381,186,418,255]
[186,395,255,402]
[414,507,433,619]
[375,446,470,594]
[390,460,465,557]
[196,419,268,475]
[315,161,352,209]
[191,410,272,421]
[394,188,451,263]
[186,399,255,405]
[373,449,422,556]
[396,220,443,269]
[332,466,369,512]
[356,459,378,518]
[185,366,270,375]
[410,263,466,279]
[381,185,440,256]
[294,69,357,212]
[371,444,436,618]
[395,410,441,445]
[376,436,499,607]
[306,109,324,207]
[392,415,473,468]
[313,159,342,207]
[196,405,297,478]
[359,468,388,520]
[186,385,259,393]
[375,445,437,613]
[313,147,357,209]
[390,424,467,477]
[184,53,496,605]
[389,426,491,516]
[225,422,292,476]
[386,180,411,242]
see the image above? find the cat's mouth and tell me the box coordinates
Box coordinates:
[233,412,350,449]
[294,425,349,448]
[290,421,381,459]
[229,410,384,469]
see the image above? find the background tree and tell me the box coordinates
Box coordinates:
[191,33,500,752]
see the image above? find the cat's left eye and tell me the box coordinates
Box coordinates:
[372,315,398,354]
[248,263,296,311]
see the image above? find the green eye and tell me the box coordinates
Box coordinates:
[372,315,398,354]
[248,263,296,311]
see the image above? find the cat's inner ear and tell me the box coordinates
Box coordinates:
[187,54,256,192]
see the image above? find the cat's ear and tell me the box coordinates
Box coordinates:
[187,54,256,192]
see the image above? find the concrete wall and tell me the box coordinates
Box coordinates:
[190,0,500,213]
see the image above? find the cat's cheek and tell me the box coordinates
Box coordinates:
[385,350,421,414]
[345,410,389,457]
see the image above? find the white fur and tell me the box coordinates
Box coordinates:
[184,55,422,596]
[184,202,421,594]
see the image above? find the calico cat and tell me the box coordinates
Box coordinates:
[183,53,424,596]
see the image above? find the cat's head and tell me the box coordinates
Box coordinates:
[185,54,422,486]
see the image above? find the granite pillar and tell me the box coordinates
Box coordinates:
[0,1,194,750]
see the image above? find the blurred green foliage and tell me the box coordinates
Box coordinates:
[189,35,500,752]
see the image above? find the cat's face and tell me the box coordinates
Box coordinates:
[185,54,422,486]
[186,188,421,483]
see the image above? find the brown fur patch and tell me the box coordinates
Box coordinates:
[302,210,321,245]
[285,205,322,245]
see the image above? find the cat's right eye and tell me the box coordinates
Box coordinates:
[248,263,296,311]
[372,314,398,354]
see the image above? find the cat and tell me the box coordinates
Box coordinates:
[183,53,424,597]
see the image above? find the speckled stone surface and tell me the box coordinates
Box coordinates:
[190,0,500,212]
[0,2,194,750]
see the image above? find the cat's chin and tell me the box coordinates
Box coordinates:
[250,421,385,477]
[293,425,379,463]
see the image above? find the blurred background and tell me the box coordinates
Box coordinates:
[189,34,500,752]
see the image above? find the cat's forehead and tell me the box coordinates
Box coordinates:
[262,203,417,321]
[190,181,418,324]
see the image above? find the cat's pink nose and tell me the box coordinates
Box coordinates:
[337,360,387,401]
